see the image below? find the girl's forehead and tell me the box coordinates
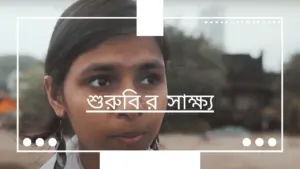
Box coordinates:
[96,36,160,54]
[68,36,165,73]
[80,37,162,62]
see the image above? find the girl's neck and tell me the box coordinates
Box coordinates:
[79,153,99,169]
[78,142,99,169]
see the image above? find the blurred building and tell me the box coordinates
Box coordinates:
[220,51,281,130]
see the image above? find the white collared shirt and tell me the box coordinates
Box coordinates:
[40,136,153,169]
[40,136,84,169]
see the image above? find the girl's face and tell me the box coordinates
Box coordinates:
[45,36,167,150]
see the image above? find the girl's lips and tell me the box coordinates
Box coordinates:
[119,135,143,144]
[110,131,147,144]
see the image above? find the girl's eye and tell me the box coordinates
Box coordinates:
[90,78,111,87]
[140,74,160,85]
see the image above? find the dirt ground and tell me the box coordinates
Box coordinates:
[0,130,299,169]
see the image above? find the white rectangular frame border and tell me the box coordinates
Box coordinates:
[16,16,284,153]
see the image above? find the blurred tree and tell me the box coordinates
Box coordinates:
[18,63,57,136]
[0,55,43,99]
[0,55,42,80]
[18,63,73,137]
[0,55,42,130]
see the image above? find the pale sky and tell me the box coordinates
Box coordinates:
[1,0,299,73]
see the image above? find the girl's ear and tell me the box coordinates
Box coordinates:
[44,75,66,117]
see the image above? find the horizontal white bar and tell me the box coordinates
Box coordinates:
[17,150,283,153]
[17,16,283,20]
[101,151,200,169]
[86,110,214,113]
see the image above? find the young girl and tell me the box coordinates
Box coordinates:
[22,0,169,168]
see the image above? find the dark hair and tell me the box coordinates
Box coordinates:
[21,0,169,153]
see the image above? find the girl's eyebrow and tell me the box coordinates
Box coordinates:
[137,60,164,71]
[80,64,115,75]
[80,60,164,75]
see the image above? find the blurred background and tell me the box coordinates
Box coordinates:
[0,0,299,169]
